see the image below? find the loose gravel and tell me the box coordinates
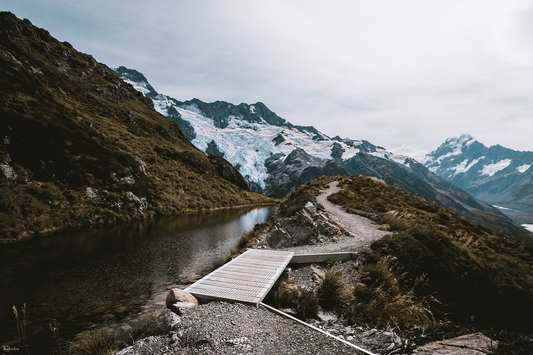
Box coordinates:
[174,301,364,354]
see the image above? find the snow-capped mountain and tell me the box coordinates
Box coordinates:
[115,67,532,242]
[114,66,409,194]
[424,134,533,225]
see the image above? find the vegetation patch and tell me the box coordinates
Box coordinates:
[329,175,533,334]
[347,256,433,329]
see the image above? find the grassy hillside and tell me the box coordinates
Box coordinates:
[328,175,533,332]
[0,12,273,242]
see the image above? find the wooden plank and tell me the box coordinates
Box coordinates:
[201,270,274,282]
[290,252,356,264]
[202,274,274,287]
[185,249,294,305]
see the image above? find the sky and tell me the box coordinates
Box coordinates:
[3,0,533,160]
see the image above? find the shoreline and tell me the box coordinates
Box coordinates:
[0,201,278,245]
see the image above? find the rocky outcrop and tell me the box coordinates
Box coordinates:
[259,201,354,248]
[330,142,345,161]
[166,105,196,142]
[171,99,288,129]
[205,140,225,158]
[142,310,182,338]
[208,154,250,191]
[412,332,496,355]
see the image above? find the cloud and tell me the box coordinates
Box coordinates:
[389,145,431,163]
[4,0,533,153]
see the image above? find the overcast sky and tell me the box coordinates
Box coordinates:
[4,0,533,159]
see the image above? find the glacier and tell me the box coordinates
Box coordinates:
[517,164,532,173]
[481,159,512,177]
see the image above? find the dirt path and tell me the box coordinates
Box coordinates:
[281,181,391,255]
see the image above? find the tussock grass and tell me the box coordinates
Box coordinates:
[347,256,433,329]
[378,210,411,231]
[317,269,349,310]
[264,277,319,320]
[48,319,64,355]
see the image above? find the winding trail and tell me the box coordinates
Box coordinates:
[281,181,392,255]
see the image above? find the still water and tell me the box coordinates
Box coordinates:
[0,206,274,353]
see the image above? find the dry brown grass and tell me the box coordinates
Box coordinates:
[67,324,119,355]
[347,256,433,329]
[329,175,533,333]
[12,304,30,354]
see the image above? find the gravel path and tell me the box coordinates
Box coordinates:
[281,182,391,255]
[120,302,365,354]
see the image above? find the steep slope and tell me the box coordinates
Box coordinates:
[116,67,531,243]
[0,12,272,242]
[424,134,533,225]
[326,175,533,332]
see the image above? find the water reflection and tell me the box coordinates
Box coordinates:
[0,206,274,354]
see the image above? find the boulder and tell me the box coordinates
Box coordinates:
[166,289,198,308]
[168,301,196,315]
[358,329,402,354]
[412,332,497,355]
[310,265,325,282]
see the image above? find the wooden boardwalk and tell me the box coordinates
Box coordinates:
[185,249,294,305]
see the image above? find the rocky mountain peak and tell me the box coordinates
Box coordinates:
[423,135,533,228]
[444,133,476,146]
[114,66,159,98]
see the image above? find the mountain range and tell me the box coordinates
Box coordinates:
[0,11,530,245]
[422,134,533,226]
[115,67,532,244]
